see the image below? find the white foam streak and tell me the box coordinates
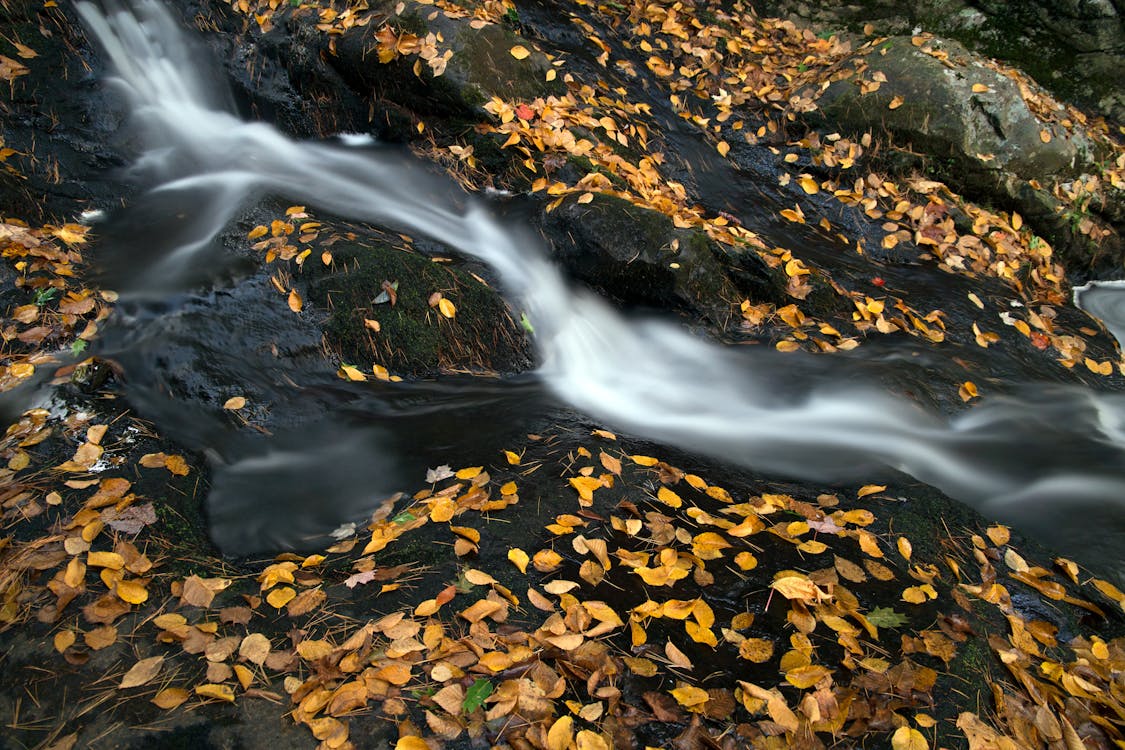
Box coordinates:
[81,1,1125,566]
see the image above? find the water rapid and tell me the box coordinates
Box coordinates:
[77,0,1124,570]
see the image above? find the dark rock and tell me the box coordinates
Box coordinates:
[327,0,562,120]
[535,193,788,325]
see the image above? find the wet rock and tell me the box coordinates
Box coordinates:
[536,193,783,324]
[328,0,562,120]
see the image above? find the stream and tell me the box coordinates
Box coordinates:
[59,0,1125,574]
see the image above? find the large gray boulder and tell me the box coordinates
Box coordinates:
[815,36,1096,182]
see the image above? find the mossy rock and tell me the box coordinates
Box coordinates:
[303,238,530,376]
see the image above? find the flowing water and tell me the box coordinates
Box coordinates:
[72,1,1125,572]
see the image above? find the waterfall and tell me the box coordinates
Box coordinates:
[77,0,1125,568]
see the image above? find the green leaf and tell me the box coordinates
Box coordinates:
[70,339,88,356]
[392,511,417,525]
[520,312,535,334]
[462,678,493,714]
[867,606,908,628]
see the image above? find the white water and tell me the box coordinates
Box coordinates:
[79,1,1125,568]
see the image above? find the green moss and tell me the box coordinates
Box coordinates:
[305,239,528,375]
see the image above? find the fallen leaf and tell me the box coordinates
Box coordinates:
[120,656,164,689]
[509,45,531,60]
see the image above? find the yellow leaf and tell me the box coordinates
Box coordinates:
[54,630,76,653]
[889,95,905,109]
[287,289,303,312]
[88,551,125,570]
[775,340,800,352]
[785,664,832,689]
[438,298,456,318]
[971,83,989,93]
[116,579,149,605]
[986,525,1010,546]
[195,683,236,702]
[1039,129,1051,143]
[577,192,594,204]
[798,176,819,194]
[670,685,710,709]
[891,726,929,750]
[630,455,658,466]
[547,716,575,750]
[266,586,296,608]
[455,466,482,479]
[857,484,886,498]
[739,637,773,663]
[223,396,247,410]
[656,486,682,508]
[897,537,913,561]
[510,45,530,60]
[152,687,190,709]
[503,450,521,465]
[716,141,730,157]
[394,738,431,750]
[959,381,979,401]
[508,548,530,574]
[248,225,268,240]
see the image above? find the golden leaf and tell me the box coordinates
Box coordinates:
[739,637,774,663]
[194,688,234,706]
[248,225,268,240]
[857,484,886,498]
[897,537,913,561]
[88,551,124,570]
[223,396,247,410]
[547,716,574,750]
[455,466,482,479]
[438,298,456,318]
[266,586,296,609]
[785,664,832,689]
[889,95,905,109]
[971,83,989,93]
[891,726,929,750]
[716,141,730,157]
[509,45,531,60]
[54,630,76,653]
[508,548,530,574]
[959,381,979,401]
[152,687,190,709]
[116,579,149,605]
[798,176,819,194]
[670,685,709,709]
[656,486,682,508]
[287,289,303,312]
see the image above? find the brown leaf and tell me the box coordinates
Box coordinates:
[120,655,164,689]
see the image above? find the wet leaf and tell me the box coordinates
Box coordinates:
[54,630,75,653]
[867,607,907,628]
[195,683,235,702]
[857,484,886,497]
[508,548,529,574]
[509,45,530,60]
[152,687,190,709]
[120,656,164,689]
[223,396,247,410]
[287,289,303,312]
[266,586,296,609]
[438,298,456,318]
[891,726,928,750]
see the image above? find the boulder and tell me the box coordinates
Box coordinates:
[815,36,1096,182]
